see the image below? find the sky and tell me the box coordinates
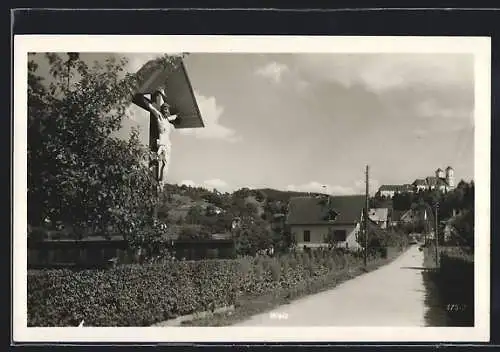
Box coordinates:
[32,52,475,195]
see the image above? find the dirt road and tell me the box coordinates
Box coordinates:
[233,245,428,326]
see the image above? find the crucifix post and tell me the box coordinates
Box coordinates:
[131,56,205,224]
[133,88,178,218]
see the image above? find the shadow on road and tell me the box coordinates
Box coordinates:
[400,266,430,271]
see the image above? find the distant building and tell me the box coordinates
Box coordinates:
[377,166,455,198]
[412,179,428,193]
[412,166,455,192]
[378,184,413,198]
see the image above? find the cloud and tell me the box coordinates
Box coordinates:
[255,61,290,83]
[203,178,228,190]
[286,181,355,196]
[354,179,380,195]
[286,179,380,196]
[178,92,241,142]
[125,52,184,73]
[416,100,473,121]
[294,54,473,93]
[180,180,196,187]
[126,53,164,73]
[295,78,311,92]
[413,128,429,138]
[411,99,474,134]
[292,53,474,136]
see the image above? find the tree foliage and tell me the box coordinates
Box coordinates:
[372,180,474,248]
[233,218,273,256]
[27,53,180,243]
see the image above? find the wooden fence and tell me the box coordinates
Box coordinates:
[28,236,236,269]
[28,236,129,269]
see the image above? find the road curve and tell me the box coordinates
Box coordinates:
[233,245,427,326]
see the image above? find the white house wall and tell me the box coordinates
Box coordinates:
[291,223,362,250]
[380,190,395,198]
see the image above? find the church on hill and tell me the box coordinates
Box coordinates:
[377,166,455,198]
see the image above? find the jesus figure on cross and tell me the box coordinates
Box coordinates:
[132,88,180,189]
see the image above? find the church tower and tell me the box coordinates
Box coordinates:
[445,166,455,189]
[435,168,445,179]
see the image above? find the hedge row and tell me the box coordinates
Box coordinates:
[28,249,387,326]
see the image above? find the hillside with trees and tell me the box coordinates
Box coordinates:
[154,183,297,253]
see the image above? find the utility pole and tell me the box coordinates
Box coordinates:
[364,165,369,267]
[322,185,330,207]
[434,200,439,267]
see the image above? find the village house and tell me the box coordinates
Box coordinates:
[400,209,418,223]
[368,208,389,229]
[390,207,435,235]
[388,209,405,227]
[441,209,464,244]
[286,195,372,250]
[395,208,430,226]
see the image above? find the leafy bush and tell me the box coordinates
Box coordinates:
[28,261,239,327]
[450,210,474,249]
[28,247,394,327]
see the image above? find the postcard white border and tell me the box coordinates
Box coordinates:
[13,35,491,343]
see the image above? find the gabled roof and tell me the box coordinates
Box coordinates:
[425,176,448,187]
[369,208,389,222]
[413,179,427,186]
[390,210,406,222]
[286,195,365,226]
[400,209,416,220]
[135,58,205,129]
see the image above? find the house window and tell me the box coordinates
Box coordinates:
[303,230,311,242]
[333,230,347,242]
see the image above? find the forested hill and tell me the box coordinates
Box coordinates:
[162,184,323,206]
[155,184,315,240]
[158,184,325,233]
[254,188,324,202]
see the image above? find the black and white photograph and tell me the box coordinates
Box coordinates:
[13,35,490,343]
